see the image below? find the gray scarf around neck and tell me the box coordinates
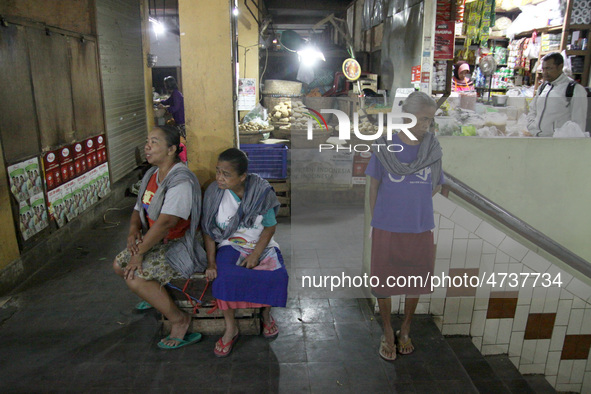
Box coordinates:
[201,173,280,243]
[373,132,444,190]
[136,163,207,277]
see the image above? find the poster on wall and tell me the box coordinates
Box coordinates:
[97,163,111,198]
[237,78,256,111]
[63,181,78,222]
[434,21,455,60]
[43,150,63,191]
[59,146,75,183]
[47,185,67,228]
[29,192,49,234]
[95,135,107,164]
[7,158,44,202]
[73,141,87,176]
[84,137,97,170]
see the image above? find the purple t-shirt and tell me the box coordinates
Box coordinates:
[161,89,185,125]
[365,134,442,233]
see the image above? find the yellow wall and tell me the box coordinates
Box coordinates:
[0,139,21,269]
[141,0,155,133]
[237,0,260,122]
[439,137,591,263]
[179,0,236,185]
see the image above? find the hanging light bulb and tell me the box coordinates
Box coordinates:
[149,17,165,36]
[233,7,239,16]
[297,46,326,67]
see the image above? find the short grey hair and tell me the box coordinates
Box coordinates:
[402,91,437,114]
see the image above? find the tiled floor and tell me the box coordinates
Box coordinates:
[0,195,541,392]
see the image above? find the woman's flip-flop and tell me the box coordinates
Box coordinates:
[262,316,279,339]
[379,335,396,361]
[157,332,202,350]
[135,300,153,311]
[396,330,414,355]
[214,333,239,357]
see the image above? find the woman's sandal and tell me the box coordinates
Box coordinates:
[395,330,415,355]
[379,335,397,361]
[262,316,279,339]
[214,332,239,357]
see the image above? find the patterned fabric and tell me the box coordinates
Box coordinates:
[115,240,184,285]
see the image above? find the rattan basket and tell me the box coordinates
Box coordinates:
[262,80,302,95]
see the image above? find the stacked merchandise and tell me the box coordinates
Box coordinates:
[463,0,495,46]
[570,0,591,25]
[434,61,448,91]
[491,68,512,89]
[493,46,508,65]
[436,0,453,21]
[472,67,486,88]
[455,0,466,35]
[541,33,561,53]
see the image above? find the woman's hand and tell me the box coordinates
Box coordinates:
[242,253,260,269]
[127,229,143,255]
[205,265,217,281]
[124,254,144,280]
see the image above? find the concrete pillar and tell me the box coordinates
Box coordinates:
[179,0,236,185]
[237,0,260,121]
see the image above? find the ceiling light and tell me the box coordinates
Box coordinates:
[149,17,165,36]
[297,46,325,67]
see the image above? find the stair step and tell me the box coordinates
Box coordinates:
[445,337,556,393]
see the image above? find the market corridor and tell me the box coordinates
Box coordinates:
[0,196,553,393]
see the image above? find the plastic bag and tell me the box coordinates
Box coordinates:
[242,104,268,124]
[553,121,586,138]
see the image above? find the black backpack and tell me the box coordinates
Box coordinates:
[538,80,590,106]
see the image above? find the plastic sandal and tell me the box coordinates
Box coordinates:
[379,335,396,361]
[262,316,279,338]
[157,332,202,350]
[214,333,239,357]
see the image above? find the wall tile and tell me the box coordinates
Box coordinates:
[482,241,497,254]
[572,296,587,309]
[450,205,482,233]
[415,302,430,314]
[433,193,456,218]
[562,335,591,360]
[567,309,584,335]
[555,383,582,392]
[474,297,489,311]
[513,305,531,332]
[442,323,470,336]
[434,258,450,276]
[510,356,520,369]
[498,236,529,261]
[581,309,591,335]
[572,360,586,384]
[550,326,568,352]
[557,360,574,384]
[525,313,556,340]
[483,319,500,345]
[469,232,479,239]
[497,318,513,344]
[530,287,548,314]
[534,339,551,364]
[560,288,574,301]
[430,297,445,316]
[521,339,537,364]
[433,315,443,331]
[543,286,561,314]
[495,251,510,264]
[546,351,562,376]
[520,363,546,374]
[454,224,469,239]
[567,278,591,303]
[548,266,573,290]
[479,254,495,278]
[471,310,487,337]
[521,251,551,273]
[436,229,453,259]
[545,375,557,387]
[465,239,483,269]
[439,216,455,229]
[443,297,460,324]
[482,343,509,355]
[458,297,475,324]
[450,239,467,269]
[472,336,483,351]
[584,373,591,394]
[446,268,479,297]
[487,292,518,319]
[475,221,506,247]
[509,331,525,357]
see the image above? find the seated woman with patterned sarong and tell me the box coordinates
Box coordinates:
[202,148,289,357]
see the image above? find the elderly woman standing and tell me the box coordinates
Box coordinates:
[202,148,289,357]
[113,125,206,349]
[366,92,444,361]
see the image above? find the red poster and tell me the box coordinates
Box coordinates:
[59,146,75,182]
[95,135,107,164]
[84,138,97,170]
[43,150,62,191]
[73,142,87,176]
[411,65,422,83]
[421,72,431,84]
[434,21,455,60]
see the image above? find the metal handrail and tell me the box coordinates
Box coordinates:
[442,172,591,279]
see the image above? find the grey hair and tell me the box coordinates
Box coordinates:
[401,91,437,114]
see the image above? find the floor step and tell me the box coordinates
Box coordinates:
[446,336,557,393]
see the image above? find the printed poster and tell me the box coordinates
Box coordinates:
[47,185,67,228]
[238,78,256,111]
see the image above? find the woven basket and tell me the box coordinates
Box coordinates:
[262,80,302,95]
[289,128,331,149]
[263,95,304,111]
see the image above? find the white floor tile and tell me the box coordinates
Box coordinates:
[465,239,483,269]
[545,351,562,376]
[550,325,567,352]
[483,319,500,345]
[458,297,474,324]
[450,239,468,269]
[497,318,514,344]
[567,308,584,335]
[436,229,453,259]
[521,339,537,364]
[482,343,509,355]
[534,339,551,364]
[443,297,460,324]
[520,363,545,374]
[558,360,575,384]
[450,205,482,233]
[433,193,456,218]
[572,360,587,384]
[521,250,551,273]
[471,310,487,337]
[498,236,529,261]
